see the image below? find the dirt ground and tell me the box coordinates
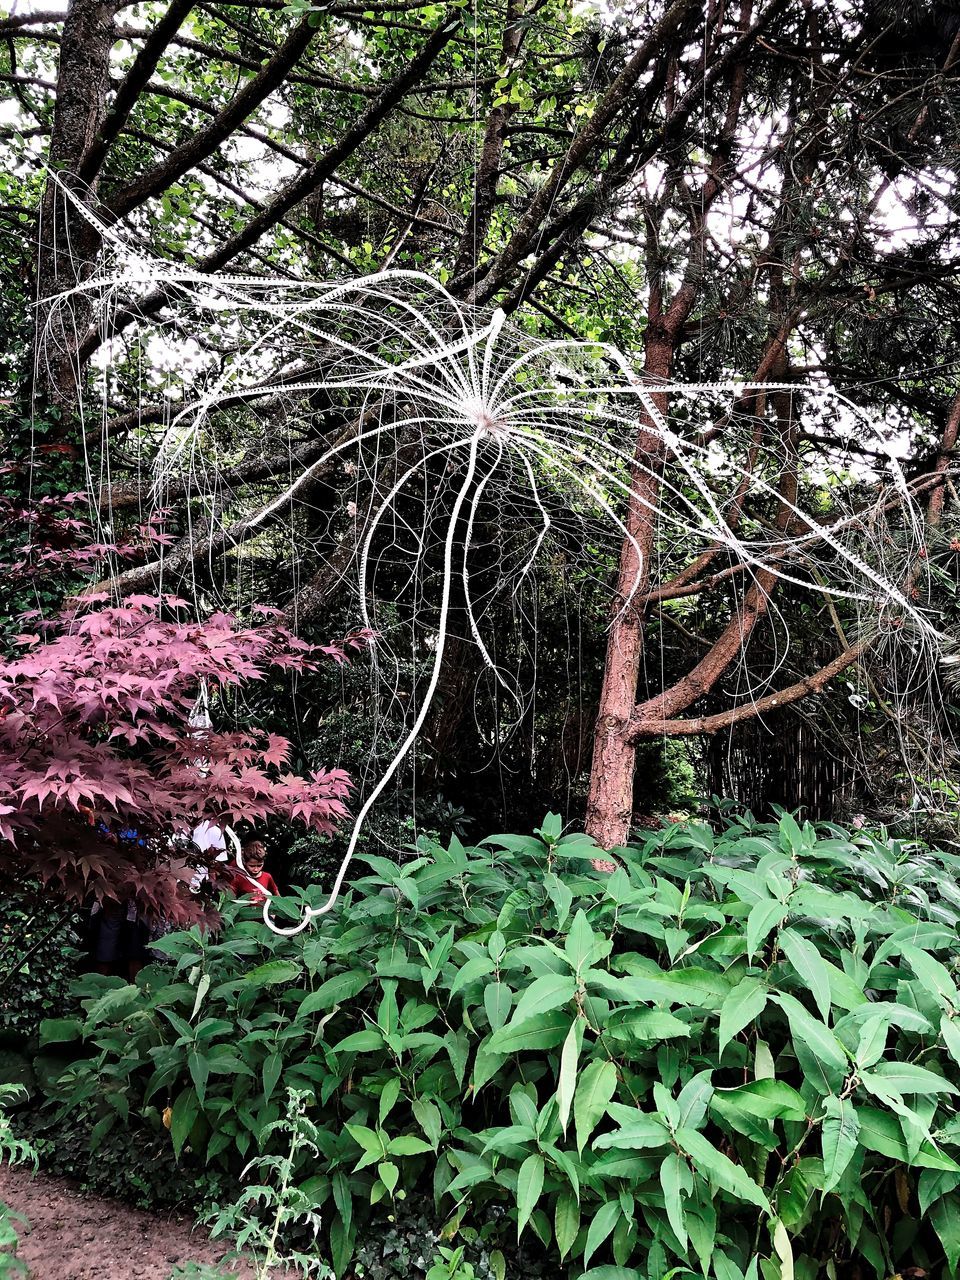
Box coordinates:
[0,1163,256,1279]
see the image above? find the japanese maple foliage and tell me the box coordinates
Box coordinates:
[0,593,363,923]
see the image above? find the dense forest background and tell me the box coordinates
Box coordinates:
[4,0,960,865]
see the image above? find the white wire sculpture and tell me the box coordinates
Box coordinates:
[46,190,952,936]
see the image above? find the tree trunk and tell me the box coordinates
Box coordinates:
[35,0,118,413]
[584,333,672,848]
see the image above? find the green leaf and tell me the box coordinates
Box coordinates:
[388,1134,433,1156]
[484,981,512,1031]
[187,1049,209,1107]
[575,1058,618,1154]
[555,1190,581,1260]
[579,1271,642,1280]
[821,1095,860,1192]
[38,1018,81,1046]
[932,1196,960,1275]
[516,1153,544,1238]
[242,960,301,987]
[557,1019,581,1136]
[299,970,371,1016]
[544,872,574,930]
[263,1051,282,1107]
[719,980,768,1055]
[866,1061,958,1095]
[779,929,832,1022]
[660,1152,689,1249]
[675,1127,770,1212]
[857,1106,960,1171]
[444,1029,469,1085]
[565,910,600,972]
[378,1161,399,1195]
[942,1014,960,1071]
[772,993,848,1094]
[593,1115,669,1152]
[900,944,960,1009]
[583,1199,621,1269]
[712,1079,806,1123]
[510,973,577,1025]
[412,1098,442,1150]
[170,1086,199,1159]
[747,899,784,960]
[488,1010,573,1054]
[771,1218,794,1280]
[450,955,495,998]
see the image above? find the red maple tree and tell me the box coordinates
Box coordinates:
[0,492,362,922]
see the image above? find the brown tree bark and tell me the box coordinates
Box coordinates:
[35,0,119,412]
[584,334,672,848]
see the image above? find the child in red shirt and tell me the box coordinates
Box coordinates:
[230,839,279,903]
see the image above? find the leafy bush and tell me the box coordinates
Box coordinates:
[36,812,960,1280]
[0,891,81,1044]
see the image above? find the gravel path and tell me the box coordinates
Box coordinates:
[0,1163,256,1279]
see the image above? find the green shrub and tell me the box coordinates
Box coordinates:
[36,813,960,1280]
[0,892,81,1044]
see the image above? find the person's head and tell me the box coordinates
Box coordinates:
[242,839,267,873]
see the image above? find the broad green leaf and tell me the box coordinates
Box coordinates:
[555,1190,580,1260]
[857,1106,960,1171]
[484,982,512,1031]
[544,872,574,930]
[943,1013,960,1071]
[677,1070,714,1128]
[333,1029,384,1054]
[170,1086,199,1159]
[932,1195,960,1275]
[557,1019,581,1136]
[675,1127,770,1212]
[565,910,600,972]
[298,971,371,1017]
[242,960,301,987]
[919,1169,960,1217]
[719,980,768,1055]
[772,993,848,1095]
[510,973,576,1025]
[516,1153,544,1238]
[444,1028,469,1086]
[713,1079,806,1123]
[378,1076,401,1125]
[388,1134,433,1156]
[574,1058,618,1154]
[771,1218,794,1280]
[38,1018,81,1046]
[606,1009,691,1044]
[779,929,831,1022]
[378,1161,399,1195]
[187,1049,208,1107]
[900,944,960,1009]
[747,898,784,960]
[660,1152,689,1249]
[579,1270,642,1280]
[821,1095,860,1192]
[593,1115,670,1152]
[488,1010,573,1054]
[864,1061,957,1096]
[412,1098,442,1150]
[450,955,495,998]
[601,962,731,1009]
[583,1199,621,1269]
[262,1050,282,1107]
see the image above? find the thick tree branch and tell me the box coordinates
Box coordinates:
[105,14,317,217]
[79,0,196,182]
[627,641,868,739]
